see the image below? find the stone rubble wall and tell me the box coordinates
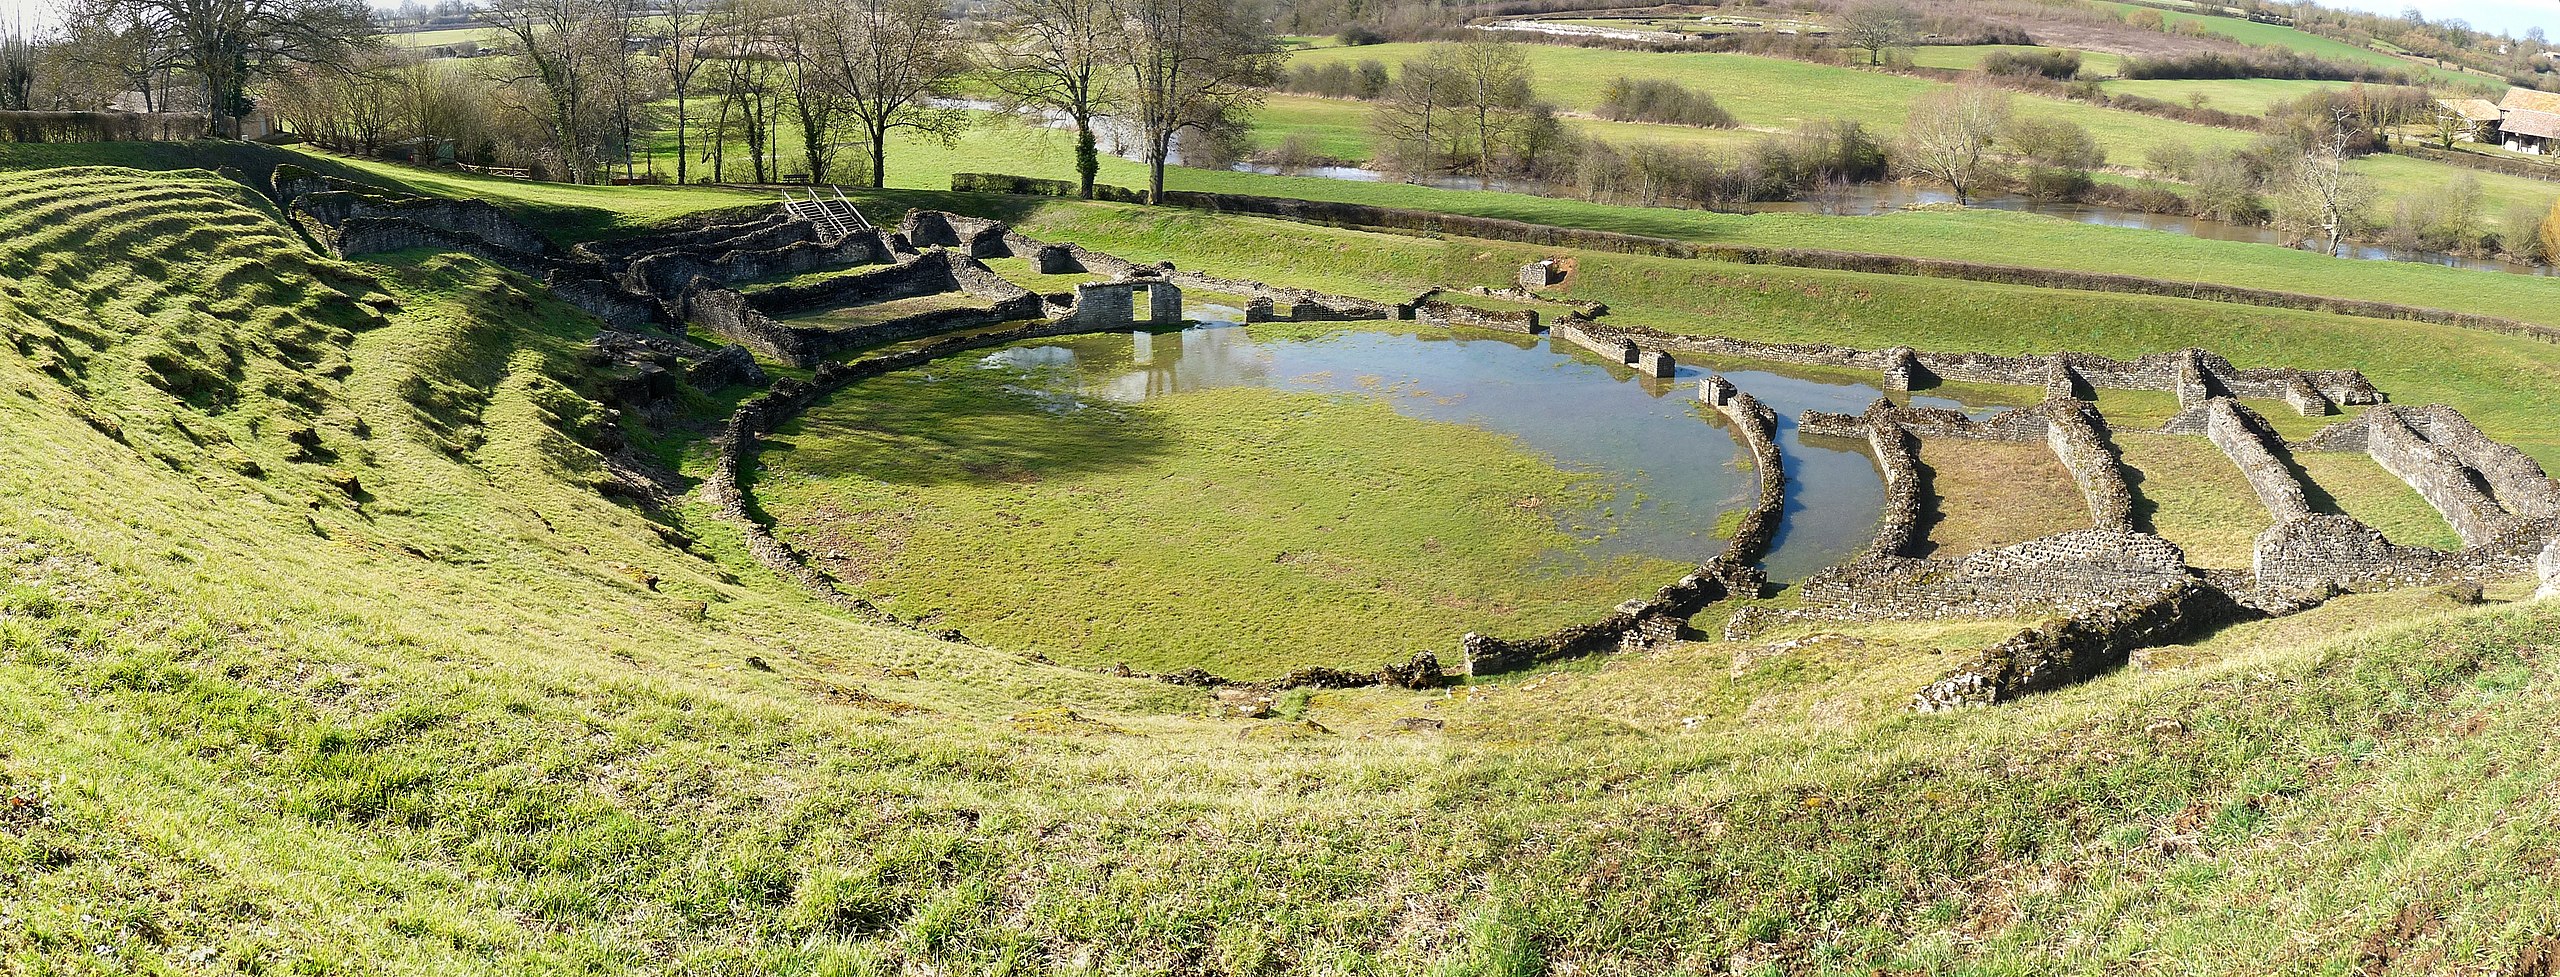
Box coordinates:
[1163,267,1399,321]
[293,190,558,256]
[1461,562,1757,675]
[2252,514,2471,591]
[1416,298,1539,333]
[899,210,1013,257]
[570,213,809,270]
[1781,528,2192,629]
[1578,324,2380,409]
[1711,389,1786,567]
[2539,537,2560,600]
[2408,405,2560,520]
[745,249,966,317]
[2363,406,2528,548]
[2203,398,2314,523]
[620,232,895,311]
[1912,578,2244,710]
[2042,397,2136,530]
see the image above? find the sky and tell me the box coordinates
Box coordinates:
[0,0,2554,38]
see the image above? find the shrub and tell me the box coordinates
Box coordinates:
[1337,25,1385,46]
[1592,77,1739,128]
[1980,48,2082,80]
[2119,50,2409,84]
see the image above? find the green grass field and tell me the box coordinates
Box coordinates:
[2080,0,2494,89]
[1281,42,2554,214]
[755,359,1688,675]
[6,155,2560,972]
[1289,43,2258,164]
[1909,43,2129,77]
[2098,76,2354,114]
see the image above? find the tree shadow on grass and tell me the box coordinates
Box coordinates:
[758,355,1182,491]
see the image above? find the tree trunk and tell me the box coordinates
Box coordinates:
[1148,133,1169,204]
[1074,120,1097,199]
[676,98,689,184]
[871,123,888,189]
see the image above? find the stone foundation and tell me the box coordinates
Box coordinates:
[2203,399,2313,523]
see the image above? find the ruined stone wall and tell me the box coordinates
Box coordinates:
[2364,406,2525,547]
[1583,324,2380,410]
[1791,528,2189,624]
[621,233,894,309]
[572,213,807,269]
[2252,514,2467,591]
[2202,399,2313,522]
[1461,563,1750,675]
[1713,390,1785,566]
[2043,398,2135,530]
[1912,579,2241,710]
[2408,405,2560,520]
[745,250,962,317]
[294,190,554,255]
[900,210,1013,257]
[1415,298,1540,334]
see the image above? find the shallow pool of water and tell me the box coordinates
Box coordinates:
[967,309,1994,581]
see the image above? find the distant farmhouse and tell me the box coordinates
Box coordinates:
[2437,89,2560,155]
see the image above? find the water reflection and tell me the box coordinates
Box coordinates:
[970,308,2001,581]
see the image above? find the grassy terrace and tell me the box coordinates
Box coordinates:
[5,159,2560,971]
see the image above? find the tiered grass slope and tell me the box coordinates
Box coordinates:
[3,162,2558,974]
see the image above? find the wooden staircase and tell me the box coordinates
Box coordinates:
[781,186,872,240]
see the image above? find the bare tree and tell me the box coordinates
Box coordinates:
[1112,0,1280,203]
[1369,47,1456,179]
[1897,83,2010,205]
[82,0,374,136]
[1837,3,1913,67]
[1445,37,1534,189]
[648,0,711,184]
[484,0,621,182]
[2276,123,2372,257]
[0,15,36,111]
[987,0,1124,198]
[784,13,848,182]
[815,0,968,188]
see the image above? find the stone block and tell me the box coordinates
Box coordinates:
[1698,375,1736,406]
[2541,537,2560,600]
[1633,349,1674,378]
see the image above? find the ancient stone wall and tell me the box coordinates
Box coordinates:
[2043,398,2135,530]
[2251,514,2477,591]
[2540,537,2560,600]
[294,190,555,255]
[1712,389,1786,566]
[621,233,894,309]
[2203,399,2314,523]
[2364,406,2525,548]
[1416,298,1539,334]
[2408,405,2560,520]
[1789,528,2190,626]
[746,249,964,317]
[1912,578,2243,710]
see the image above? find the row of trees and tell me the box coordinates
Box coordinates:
[7,0,1279,201]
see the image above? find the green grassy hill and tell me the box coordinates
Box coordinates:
[5,158,2559,973]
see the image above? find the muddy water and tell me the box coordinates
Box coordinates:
[969,307,1995,581]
